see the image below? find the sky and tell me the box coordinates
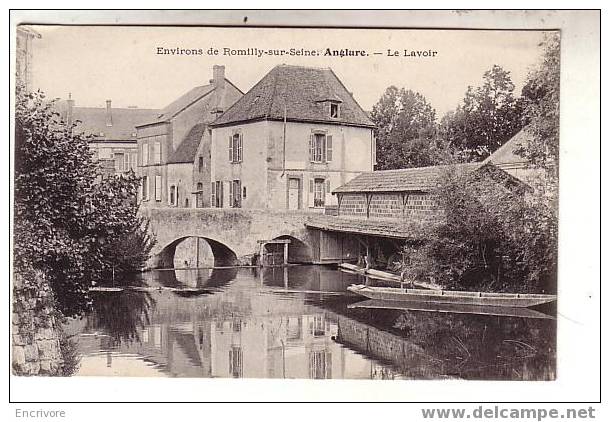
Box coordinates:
[30,26,551,117]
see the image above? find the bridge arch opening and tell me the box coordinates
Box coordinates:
[157,236,238,269]
[267,235,313,264]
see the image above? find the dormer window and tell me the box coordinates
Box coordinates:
[330,102,340,118]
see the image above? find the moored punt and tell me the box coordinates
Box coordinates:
[339,263,440,290]
[347,284,557,308]
[348,299,555,320]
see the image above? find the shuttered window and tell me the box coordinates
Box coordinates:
[212,181,223,208]
[326,135,333,162]
[230,180,242,208]
[309,133,332,163]
[229,133,242,163]
[142,143,149,166]
[169,185,176,206]
[153,141,161,164]
[314,178,325,208]
[210,182,216,207]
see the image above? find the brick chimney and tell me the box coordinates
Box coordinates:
[66,93,75,125]
[212,65,225,88]
[211,65,226,118]
[105,99,113,127]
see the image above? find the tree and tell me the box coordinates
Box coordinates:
[441,65,524,160]
[371,87,451,170]
[400,166,556,294]
[517,33,560,188]
[14,87,155,317]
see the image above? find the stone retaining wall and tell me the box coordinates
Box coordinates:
[12,271,63,376]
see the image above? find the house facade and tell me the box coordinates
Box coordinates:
[16,26,41,92]
[209,65,376,211]
[136,65,243,208]
[57,96,158,176]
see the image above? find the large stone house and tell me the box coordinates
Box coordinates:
[136,65,243,208]
[57,96,158,176]
[208,64,376,211]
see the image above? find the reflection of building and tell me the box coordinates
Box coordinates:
[56,97,158,176]
[77,274,401,379]
[15,26,41,91]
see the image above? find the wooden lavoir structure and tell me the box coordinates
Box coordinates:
[305,164,479,265]
[257,239,291,266]
[305,162,527,267]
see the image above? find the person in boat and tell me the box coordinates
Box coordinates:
[400,268,406,289]
[364,254,371,273]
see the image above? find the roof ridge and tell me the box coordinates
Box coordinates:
[276,63,331,71]
[326,68,374,125]
[212,66,274,125]
[365,163,480,173]
[267,67,279,118]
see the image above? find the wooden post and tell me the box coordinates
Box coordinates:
[196,237,200,268]
[259,242,266,267]
[283,242,289,265]
[365,238,371,272]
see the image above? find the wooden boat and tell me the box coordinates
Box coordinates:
[339,263,439,290]
[347,284,556,308]
[348,299,555,320]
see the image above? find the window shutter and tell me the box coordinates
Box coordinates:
[326,135,333,162]
[147,176,151,201]
[211,182,216,207]
[308,178,315,208]
[326,179,331,194]
[309,134,314,162]
[229,181,234,208]
[238,134,243,162]
[142,143,148,166]
[229,136,233,162]
[155,175,162,201]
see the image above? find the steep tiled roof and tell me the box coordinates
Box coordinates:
[481,127,545,185]
[139,85,216,126]
[68,106,159,141]
[167,123,207,164]
[212,65,374,128]
[333,163,481,193]
[483,127,531,167]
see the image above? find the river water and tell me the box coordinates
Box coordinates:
[65,266,556,380]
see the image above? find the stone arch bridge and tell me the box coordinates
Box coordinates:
[142,208,316,269]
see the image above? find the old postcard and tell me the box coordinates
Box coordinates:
[9,10,601,405]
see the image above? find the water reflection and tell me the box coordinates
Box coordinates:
[67,267,555,380]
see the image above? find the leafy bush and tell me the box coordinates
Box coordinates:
[14,86,155,317]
